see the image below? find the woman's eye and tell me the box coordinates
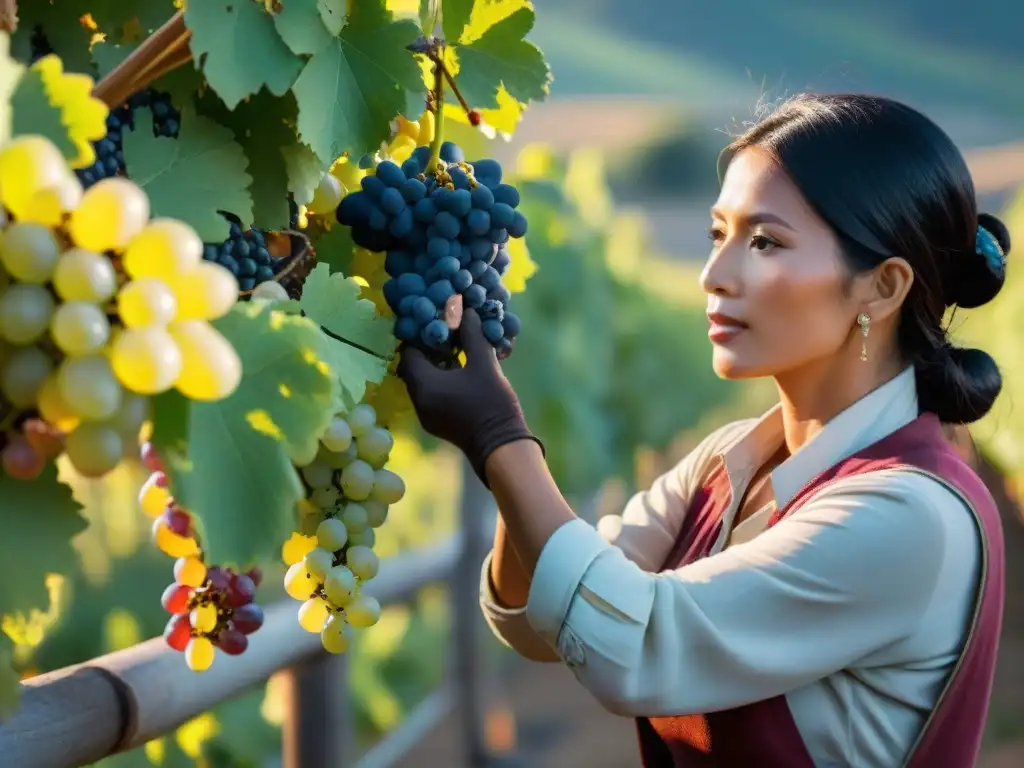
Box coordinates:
[707,227,725,245]
[751,235,776,251]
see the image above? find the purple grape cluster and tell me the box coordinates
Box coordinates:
[336,142,524,357]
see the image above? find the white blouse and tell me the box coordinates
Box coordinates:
[479,367,982,767]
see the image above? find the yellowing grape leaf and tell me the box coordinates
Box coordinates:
[292,5,426,162]
[151,303,339,565]
[283,142,324,207]
[503,236,537,293]
[0,466,87,617]
[123,109,254,241]
[459,0,533,43]
[301,263,398,358]
[185,0,304,109]
[455,7,550,110]
[0,633,18,720]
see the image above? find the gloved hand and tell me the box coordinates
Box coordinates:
[396,309,543,485]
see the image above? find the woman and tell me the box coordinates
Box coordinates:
[397,93,1008,767]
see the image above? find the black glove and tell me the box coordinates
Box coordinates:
[396,309,543,485]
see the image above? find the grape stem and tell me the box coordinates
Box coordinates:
[426,57,445,173]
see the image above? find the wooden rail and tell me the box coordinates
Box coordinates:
[0,535,464,768]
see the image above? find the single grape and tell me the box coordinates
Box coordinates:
[171,261,239,321]
[1,438,45,481]
[23,172,83,227]
[303,547,335,580]
[69,177,150,252]
[120,218,203,280]
[300,460,334,489]
[37,374,79,432]
[340,503,369,533]
[482,318,505,344]
[341,459,375,501]
[396,272,427,297]
[284,562,316,600]
[345,594,381,628]
[106,392,151,441]
[164,614,192,652]
[50,302,111,356]
[139,473,171,517]
[345,404,377,437]
[163,506,192,537]
[311,486,341,509]
[118,278,178,328]
[289,437,320,468]
[65,422,123,478]
[252,280,289,301]
[394,316,419,341]
[316,518,349,551]
[321,613,354,654]
[320,417,353,452]
[232,603,265,635]
[421,318,449,348]
[153,517,200,558]
[298,597,330,633]
[0,345,52,408]
[58,354,122,421]
[185,636,215,672]
[190,602,219,634]
[141,441,163,472]
[22,418,64,460]
[356,427,394,467]
[371,468,406,504]
[363,499,389,528]
[375,161,406,188]
[319,443,355,470]
[0,135,69,220]
[463,284,486,309]
[0,283,56,345]
[0,222,61,283]
[493,184,520,209]
[169,320,242,401]
[502,312,521,339]
[217,627,248,656]
[308,173,345,214]
[324,565,357,607]
[161,583,191,614]
[206,566,232,592]
[227,573,257,607]
[411,295,436,325]
[111,327,183,394]
[426,279,455,307]
[346,545,380,581]
[175,556,208,588]
[282,532,318,566]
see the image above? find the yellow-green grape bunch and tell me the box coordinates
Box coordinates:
[281,402,405,654]
[0,134,242,481]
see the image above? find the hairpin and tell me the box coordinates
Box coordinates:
[976,225,1006,272]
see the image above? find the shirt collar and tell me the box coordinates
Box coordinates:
[719,367,920,509]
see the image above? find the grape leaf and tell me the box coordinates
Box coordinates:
[283,143,325,207]
[123,108,254,241]
[90,41,134,78]
[443,0,475,43]
[274,0,336,56]
[455,7,551,109]
[11,0,95,75]
[87,0,178,41]
[0,466,87,617]
[151,303,339,565]
[9,68,77,162]
[301,263,398,358]
[319,0,348,35]
[327,340,390,414]
[0,633,18,720]
[184,0,304,110]
[310,221,357,275]
[292,9,426,163]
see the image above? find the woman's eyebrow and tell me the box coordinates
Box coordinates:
[709,208,796,231]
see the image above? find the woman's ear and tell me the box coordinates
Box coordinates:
[862,256,914,323]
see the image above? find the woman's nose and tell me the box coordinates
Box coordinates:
[699,245,741,297]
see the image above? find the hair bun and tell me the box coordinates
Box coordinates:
[952,213,1009,308]
[916,344,1002,424]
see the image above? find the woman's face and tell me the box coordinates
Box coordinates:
[701,147,860,380]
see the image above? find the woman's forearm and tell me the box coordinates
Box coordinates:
[484,439,578,576]
[489,514,531,608]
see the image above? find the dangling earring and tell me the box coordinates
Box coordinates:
[857,312,870,362]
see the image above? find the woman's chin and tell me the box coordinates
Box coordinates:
[711,348,760,380]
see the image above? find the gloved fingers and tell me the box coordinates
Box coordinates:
[395,345,441,399]
[459,309,497,369]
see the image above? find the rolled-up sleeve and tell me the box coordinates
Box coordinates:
[518,470,971,717]
[479,421,752,662]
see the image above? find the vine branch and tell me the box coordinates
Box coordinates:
[91,12,192,108]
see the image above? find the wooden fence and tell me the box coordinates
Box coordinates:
[0,461,496,768]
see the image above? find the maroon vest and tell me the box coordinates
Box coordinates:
[636,413,1005,767]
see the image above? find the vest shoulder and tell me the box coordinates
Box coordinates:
[686,418,760,485]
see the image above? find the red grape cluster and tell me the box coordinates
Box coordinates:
[141,442,265,671]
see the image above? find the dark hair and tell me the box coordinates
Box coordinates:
[723,93,1008,424]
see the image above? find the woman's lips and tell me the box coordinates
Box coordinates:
[707,312,747,343]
